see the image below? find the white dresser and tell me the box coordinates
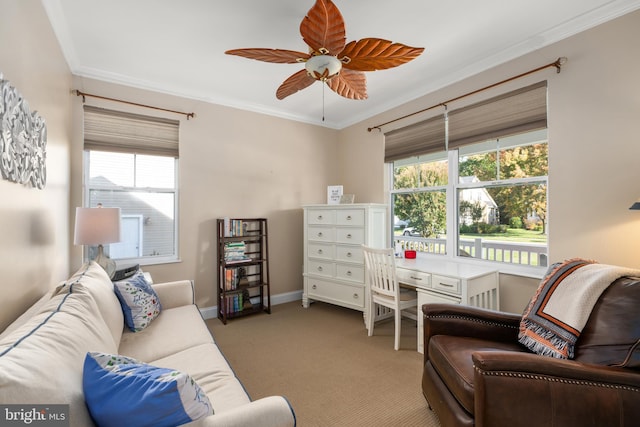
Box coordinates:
[395,256,499,353]
[303,204,387,313]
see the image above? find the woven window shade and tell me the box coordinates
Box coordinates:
[448,81,547,150]
[83,106,180,157]
[384,114,445,162]
[384,81,547,162]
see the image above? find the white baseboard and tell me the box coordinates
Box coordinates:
[199,290,303,320]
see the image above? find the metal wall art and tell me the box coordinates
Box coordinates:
[0,73,47,189]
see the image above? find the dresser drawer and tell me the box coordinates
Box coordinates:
[307,209,335,225]
[335,245,363,263]
[307,226,335,242]
[336,264,364,283]
[336,209,365,226]
[308,242,334,260]
[432,274,461,295]
[307,260,335,278]
[397,268,431,288]
[307,278,365,309]
[335,227,364,244]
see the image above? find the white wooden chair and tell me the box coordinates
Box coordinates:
[362,245,418,350]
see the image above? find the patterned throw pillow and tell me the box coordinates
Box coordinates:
[83,352,213,427]
[113,270,161,332]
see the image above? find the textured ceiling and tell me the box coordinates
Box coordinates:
[44,0,640,129]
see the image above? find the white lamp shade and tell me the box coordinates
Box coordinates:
[74,207,122,245]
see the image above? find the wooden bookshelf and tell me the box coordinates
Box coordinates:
[216,218,271,324]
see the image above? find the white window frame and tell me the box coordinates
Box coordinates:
[389,131,548,278]
[82,150,180,266]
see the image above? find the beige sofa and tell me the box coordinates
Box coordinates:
[0,262,295,427]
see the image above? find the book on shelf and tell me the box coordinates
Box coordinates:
[223,218,248,237]
[223,241,250,263]
[224,267,251,291]
[224,294,244,314]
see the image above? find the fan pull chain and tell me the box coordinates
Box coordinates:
[322,83,326,122]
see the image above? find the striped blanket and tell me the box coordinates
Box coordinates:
[518,259,640,359]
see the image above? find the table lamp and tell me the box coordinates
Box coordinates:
[74,205,121,278]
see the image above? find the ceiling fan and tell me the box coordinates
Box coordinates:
[225,0,424,101]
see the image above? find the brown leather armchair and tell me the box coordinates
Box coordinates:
[422,276,640,427]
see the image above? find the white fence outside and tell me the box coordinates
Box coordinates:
[393,235,547,267]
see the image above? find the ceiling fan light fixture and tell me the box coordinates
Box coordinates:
[225,0,423,100]
[305,55,342,81]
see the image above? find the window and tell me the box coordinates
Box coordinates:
[392,151,448,255]
[388,82,548,270]
[456,131,548,266]
[82,106,179,265]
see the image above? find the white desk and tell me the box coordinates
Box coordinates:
[395,256,499,353]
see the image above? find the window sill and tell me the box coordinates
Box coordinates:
[114,257,182,268]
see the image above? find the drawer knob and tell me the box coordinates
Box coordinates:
[346,233,352,239]
[317,266,323,272]
[439,282,454,288]
[346,215,352,220]
[312,284,317,290]
[346,271,352,276]
[318,249,323,254]
[346,252,352,257]
[411,276,423,281]
[353,293,359,299]
[317,232,323,237]
[317,215,323,220]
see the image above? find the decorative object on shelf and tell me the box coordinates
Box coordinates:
[225,0,423,101]
[327,185,343,204]
[629,199,640,210]
[74,204,122,278]
[339,194,355,204]
[0,73,47,189]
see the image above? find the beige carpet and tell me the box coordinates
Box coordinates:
[206,301,441,427]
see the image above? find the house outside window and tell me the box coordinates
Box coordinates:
[82,106,180,266]
[387,82,548,271]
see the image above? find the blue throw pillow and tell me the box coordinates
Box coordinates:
[113,270,161,332]
[83,352,213,427]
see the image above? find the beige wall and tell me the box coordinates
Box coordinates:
[68,78,339,308]
[339,10,640,313]
[0,0,73,330]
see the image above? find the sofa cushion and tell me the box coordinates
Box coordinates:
[574,276,640,367]
[149,343,251,414]
[83,352,213,427]
[57,261,125,344]
[119,304,213,362]
[0,275,118,427]
[113,269,162,332]
[428,335,526,415]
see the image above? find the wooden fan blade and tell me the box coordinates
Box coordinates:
[326,69,367,100]
[300,0,346,55]
[225,48,310,64]
[339,38,424,71]
[276,70,316,99]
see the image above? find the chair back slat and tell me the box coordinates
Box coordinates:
[363,246,399,298]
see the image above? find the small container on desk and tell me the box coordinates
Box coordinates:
[404,250,417,259]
